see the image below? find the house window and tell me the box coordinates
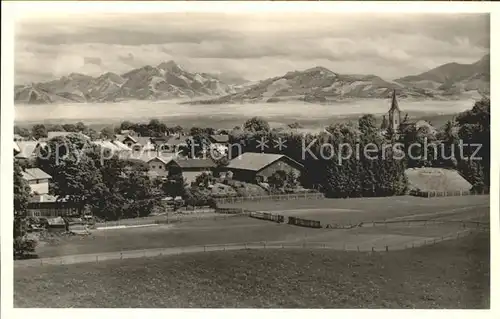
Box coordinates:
[159,165,163,169]
[152,165,156,169]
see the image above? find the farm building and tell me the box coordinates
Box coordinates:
[21,168,52,195]
[226,152,304,183]
[147,155,175,178]
[165,158,216,185]
[405,167,473,196]
[14,141,46,159]
[122,135,155,152]
[27,195,79,218]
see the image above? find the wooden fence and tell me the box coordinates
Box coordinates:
[410,189,490,198]
[249,211,285,223]
[288,216,322,228]
[15,228,482,268]
[215,192,324,205]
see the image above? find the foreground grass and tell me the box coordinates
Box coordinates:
[15,232,489,308]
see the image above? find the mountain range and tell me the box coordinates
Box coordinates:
[15,55,489,105]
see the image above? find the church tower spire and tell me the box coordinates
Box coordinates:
[388,89,401,132]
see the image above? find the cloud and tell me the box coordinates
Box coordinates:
[14,13,489,84]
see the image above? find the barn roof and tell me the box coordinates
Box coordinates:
[226,152,303,172]
[209,134,230,143]
[22,168,52,181]
[405,167,472,193]
[171,158,216,169]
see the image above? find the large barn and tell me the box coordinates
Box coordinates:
[226,152,303,183]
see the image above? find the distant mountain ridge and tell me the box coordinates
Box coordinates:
[188,55,489,105]
[15,61,247,104]
[15,55,489,105]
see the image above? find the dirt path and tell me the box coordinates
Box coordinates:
[15,229,474,268]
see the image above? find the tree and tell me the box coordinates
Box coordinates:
[62,123,78,132]
[14,161,37,258]
[194,172,213,188]
[75,122,87,132]
[456,98,490,190]
[14,126,31,138]
[268,170,288,190]
[31,124,47,139]
[288,122,303,129]
[163,172,187,198]
[244,117,270,133]
[100,126,115,140]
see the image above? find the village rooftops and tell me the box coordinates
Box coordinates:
[226,152,303,172]
[21,168,52,181]
[14,141,42,159]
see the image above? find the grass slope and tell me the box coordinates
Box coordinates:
[15,232,489,308]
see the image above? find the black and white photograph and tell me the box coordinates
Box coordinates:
[2,1,496,312]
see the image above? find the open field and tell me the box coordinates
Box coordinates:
[14,231,490,308]
[32,196,488,259]
[221,195,490,225]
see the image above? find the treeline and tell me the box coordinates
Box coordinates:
[15,119,227,141]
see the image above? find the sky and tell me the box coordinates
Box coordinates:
[15,13,489,84]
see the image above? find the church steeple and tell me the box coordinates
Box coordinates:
[388,89,401,132]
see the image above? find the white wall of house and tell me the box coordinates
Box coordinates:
[28,178,50,195]
[148,159,168,177]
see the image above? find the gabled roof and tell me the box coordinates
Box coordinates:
[112,140,132,151]
[226,152,303,172]
[15,141,40,159]
[147,155,174,165]
[22,168,52,181]
[14,141,21,154]
[170,158,216,169]
[209,134,230,143]
[122,135,138,143]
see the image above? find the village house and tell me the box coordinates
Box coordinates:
[226,152,304,183]
[27,194,79,218]
[147,155,175,178]
[165,158,216,185]
[14,141,46,160]
[121,135,155,152]
[21,167,52,195]
[162,134,190,153]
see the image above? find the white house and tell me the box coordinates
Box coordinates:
[21,168,52,195]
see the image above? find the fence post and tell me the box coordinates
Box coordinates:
[96,255,98,263]
[371,247,375,253]
[245,243,247,249]
[204,245,206,252]
[385,246,388,252]
[120,252,123,260]
[412,243,414,249]
[357,246,360,252]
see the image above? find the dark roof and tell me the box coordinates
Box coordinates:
[209,134,230,143]
[22,168,52,181]
[171,158,216,169]
[226,152,303,172]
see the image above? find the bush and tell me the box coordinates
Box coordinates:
[14,237,37,259]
